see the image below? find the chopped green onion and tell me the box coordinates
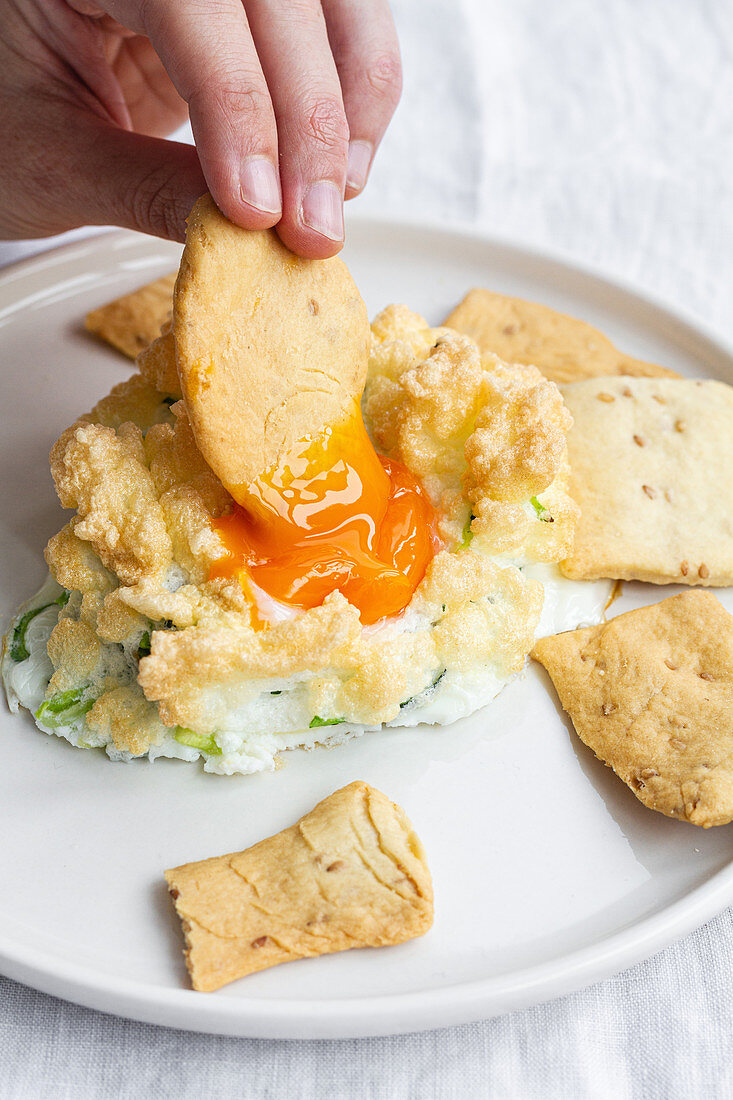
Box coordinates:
[173,727,222,755]
[458,513,474,550]
[10,590,70,662]
[270,690,282,695]
[400,668,446,709]
[137,618,175,660]
[309,716,344,728]
[530,496,554,523]
[35,685,95,727]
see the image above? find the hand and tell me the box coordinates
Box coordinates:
[0,0,401,257]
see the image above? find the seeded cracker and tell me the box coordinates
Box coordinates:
[532,592,733,827]
[85,273,176,359]
[442,288,678,384]
[165,782,433,991]
[174,194,370,493]
[559,377,733,584]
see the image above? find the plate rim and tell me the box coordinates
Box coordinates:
[2,213,732,370]
[1,218,732,1039]
[1,857,733,1039]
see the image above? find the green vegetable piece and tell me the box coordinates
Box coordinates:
[173,727,223,755]
[458,513,474,549]
[309,716,344,728]
[10,590,70,662]
[530,496,554,523]
[400,668,446,709]
[270,690,282,695]
[35,685,95,727]
[162,396,177,407]
[137,631,151,659]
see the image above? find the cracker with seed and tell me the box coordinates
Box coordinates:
[85,273,176,359]
[443,289,678,384]
[532,591,733,827]
[559,376,733,585]
[175,194,370,496]
[165,781,433,991]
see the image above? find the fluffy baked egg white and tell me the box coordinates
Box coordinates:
[2,301,611,775]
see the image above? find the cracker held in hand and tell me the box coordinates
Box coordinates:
[559,377,733,584]
[533,591,733,827]
[174,194,370,496]
[85,273,176,359]
[443,289,677,384]
[165,782,433,991]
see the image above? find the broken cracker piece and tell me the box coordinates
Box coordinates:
[165,781,433,991]
[85,273,176,359]
[560,377,733,584]
[443,288,678,384]
[174,194,370,496]
[532,591,733,827]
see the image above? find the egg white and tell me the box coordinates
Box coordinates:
[2,568,610,774]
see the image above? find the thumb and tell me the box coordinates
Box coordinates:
[73,119,207,241]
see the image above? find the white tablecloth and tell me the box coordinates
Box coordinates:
[2,1,733,1095]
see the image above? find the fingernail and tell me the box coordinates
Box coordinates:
[346,140,372,193]
[301,180,344,241]
[240,157,281,215]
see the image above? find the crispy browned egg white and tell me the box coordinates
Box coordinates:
[3,306,609,775]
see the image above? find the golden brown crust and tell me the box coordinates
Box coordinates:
[51,421,173,585]
[86,685,164,756]
[365,306,578,560]
[559,377,733,584]
[443,288,679,384]
[45,523,115,626]
[85,273,176,359]
[46,618,100,691]
[532,592,733,827]
[137,327,181,397]
[48,373,174,485]
[174,194,370,494]
[165,781,433,991]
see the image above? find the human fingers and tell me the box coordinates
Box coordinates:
[85,125,208,239]
[322,0,402,199]
[105,0,282,226]
[2,109,207,241]
[245,0,350,258]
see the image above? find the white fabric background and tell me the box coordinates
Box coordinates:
[2,0,733,1096]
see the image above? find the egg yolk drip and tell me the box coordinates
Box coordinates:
[210,404,440,625]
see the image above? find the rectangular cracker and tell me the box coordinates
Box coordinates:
[443,288,678,383]
[532,591,733,827]
[84,272,176,359]
[165,781,433,991]
[559,377,733,585]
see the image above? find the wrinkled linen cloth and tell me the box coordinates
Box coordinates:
[2,1,733,1096]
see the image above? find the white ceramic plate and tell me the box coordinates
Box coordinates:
[1,220,732,1040]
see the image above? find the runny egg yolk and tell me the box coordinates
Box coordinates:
[210,403,440,625]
